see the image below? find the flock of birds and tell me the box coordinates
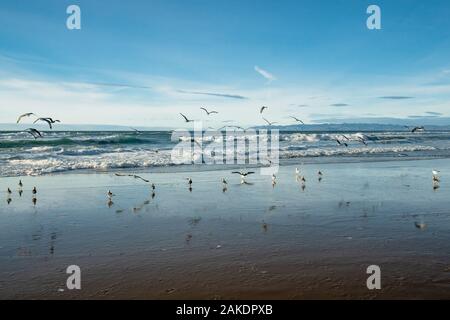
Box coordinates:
[179,105,304,132]
[104,167,323,208]
[6,110,441,225]
[5,180,37,206]
[16,112,61,139]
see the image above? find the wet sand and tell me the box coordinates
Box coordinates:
[1,159,450,299]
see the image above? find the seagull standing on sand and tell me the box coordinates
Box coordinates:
[318,171,323,177]
[272,174,277,186]
[32,187,37,195]
[222,178,228,192]
[19,180,23,188]
[432,170,440,182]
[7,188,12,195]
[107,190,114,199]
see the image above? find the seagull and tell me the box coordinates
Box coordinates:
[34,117,60,129]
[7,188,12,195]
[25,128,43,139]
[222,178,228,186]
[114,173,150,183]
[151,183,156,191]
[17,113,37,123]
[186,178,193,186]
[260,106,268,114]
[432,170,440,182]
[272,174,277,186]
[180,113,194,122]
[411,126,425,133]
[107,190,114,198]
[414,222,426,230]
[318,171,323,176]
[19,180,23,188]
[232,171,255,183]
[335,138,348,147]
[289,116,304,124]
[200,107,218,115]
[357,136,368,145]
[32,187,37,195]
[295,168,300,176]
[33,118,54,129]
[262,117,277,126]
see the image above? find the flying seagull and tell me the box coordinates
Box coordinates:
[357,136,368,145]
[180,113,194,122]
[289,116,304,124]
[114,173,150,183]
[260,106,268,114]
[33,117,60,129]
[262,117,277,126]
[232,170,255,183]
[200,107,218,115]
[25,128,43,139]
[335,138,348,147]
[17,113,37,123]
[411,126,425,133]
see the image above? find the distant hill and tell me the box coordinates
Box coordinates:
[254,123,450,132]
[0,123,172,131]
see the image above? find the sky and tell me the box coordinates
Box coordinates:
[1,0,450,128]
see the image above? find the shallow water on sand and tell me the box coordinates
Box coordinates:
[0,159,449,299]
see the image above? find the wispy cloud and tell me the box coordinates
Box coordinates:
[176,89,248,100]
[378,96,414,100]
[330,103,350,107]
[85,82,153,90]
[289,104,309,107]
[425,111,443,116]
[254,66,276,82]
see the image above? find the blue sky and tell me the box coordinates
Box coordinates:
[1,0,450,128]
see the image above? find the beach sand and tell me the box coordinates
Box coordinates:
[1,158,450,299]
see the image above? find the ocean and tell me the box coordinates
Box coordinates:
[1,129,449,177]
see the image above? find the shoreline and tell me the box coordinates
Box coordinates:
[1,158,449,299]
